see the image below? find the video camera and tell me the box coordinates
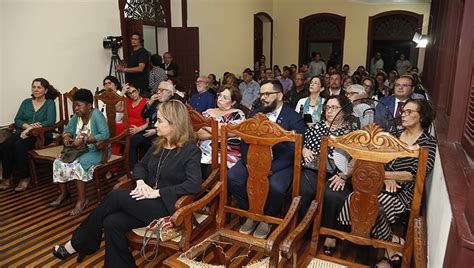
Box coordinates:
[103,36,123,54]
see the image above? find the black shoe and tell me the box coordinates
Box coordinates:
[52,245,85,263]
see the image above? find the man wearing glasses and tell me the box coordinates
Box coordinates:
[127,81,177,169]
[374,75,425,131]
[228,80,305,239]
[188,76,215,113]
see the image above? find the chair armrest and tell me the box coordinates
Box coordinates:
[174,168,220,210]
[171,181,222,227]
[264,196,301,255]
[280,200,318,259]
[96,129,129,150]
[96,129,129,163]
[113,179,133,190]
[30,120,66,149]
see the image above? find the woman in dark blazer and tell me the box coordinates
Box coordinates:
[52,100,202,267]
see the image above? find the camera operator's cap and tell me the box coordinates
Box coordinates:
[346,84,367,97]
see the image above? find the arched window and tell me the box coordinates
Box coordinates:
[367,11,423,73]
[299,13,346,69]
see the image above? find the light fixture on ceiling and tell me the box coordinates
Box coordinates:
[412,32,429,48]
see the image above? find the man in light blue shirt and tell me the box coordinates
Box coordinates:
[239,69,260,109]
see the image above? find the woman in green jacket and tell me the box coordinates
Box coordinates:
[51,89,110,216]
[0,78,57,191]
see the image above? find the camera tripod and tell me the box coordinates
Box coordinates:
[109,52,125,84]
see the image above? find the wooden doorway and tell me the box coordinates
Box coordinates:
[299,13,345,68]
[367,11,423,73]
[254,12,273,71]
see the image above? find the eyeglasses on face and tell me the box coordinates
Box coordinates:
[401,108,419,115]
[363,83,371,88]
[345,92,358,96]
[126,89,138,95]
[258,91,280,98]
[217,93,231,100]
[324,105,341,110]
[195,80,207,84]
[395,83,413,88]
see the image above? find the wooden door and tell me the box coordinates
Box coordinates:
[168,27,200,94]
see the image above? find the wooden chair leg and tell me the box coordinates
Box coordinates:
[28,156,38,186]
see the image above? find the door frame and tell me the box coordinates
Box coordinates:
[254,12,273,69]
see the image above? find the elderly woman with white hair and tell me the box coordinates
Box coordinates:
[345,84,374,128]
[128,81,178,169]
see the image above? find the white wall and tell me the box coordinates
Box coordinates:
[425,141,451,266]
[0,0,121,125]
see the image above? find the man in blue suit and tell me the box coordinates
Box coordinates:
[374,75,425,131]
[228,80,305,239]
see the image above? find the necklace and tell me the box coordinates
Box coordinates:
[153,148,173,189]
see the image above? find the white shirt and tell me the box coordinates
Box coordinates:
[330,88,342,96]
[265,104,283,123]
[394,98,406,117]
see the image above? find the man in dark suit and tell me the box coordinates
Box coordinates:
[160,52,179,78]
[374,75,425,131]
[228,80,305,239]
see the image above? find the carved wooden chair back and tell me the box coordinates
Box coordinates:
[312,124,429,267]
[63,87,78,123]
[94,88,129,137]
[219,113,303,224]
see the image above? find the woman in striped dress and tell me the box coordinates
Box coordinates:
[338,99,437,267]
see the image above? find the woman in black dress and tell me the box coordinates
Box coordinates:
[52,100,202,267]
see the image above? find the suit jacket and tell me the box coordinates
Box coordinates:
[160,61,179,77]
[374,93,425,127]
[240,104,305,173]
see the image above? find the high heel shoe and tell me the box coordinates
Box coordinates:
[50,193,71,207]
[69,199,89,216]
[52,245,85,263]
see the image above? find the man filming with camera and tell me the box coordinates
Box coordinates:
[116,32,150,97]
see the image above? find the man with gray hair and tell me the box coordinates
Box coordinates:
[188,76,216,113]
[128,81,177,169]
[345,84,374,128]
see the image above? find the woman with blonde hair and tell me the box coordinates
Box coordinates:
[52,100,202,267]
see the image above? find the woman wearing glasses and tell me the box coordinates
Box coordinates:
[299,94,357,256]
[295,76,328,127]
[112,83,148,155]
[197,85,246,178]
[339,99,436,267]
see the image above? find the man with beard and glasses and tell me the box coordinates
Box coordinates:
[227,80,305,239]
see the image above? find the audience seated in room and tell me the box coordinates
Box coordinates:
[188,76,216,113]
[298,94,357,256]
[51,89,109,216]
[0,78,57,191]
[338,99,436,267]
[52,100,202,267]
[228,80,305,239]
[197,85,246,178]
[278,66,294,94]
[295,76,327,128]
[375,72,392,100]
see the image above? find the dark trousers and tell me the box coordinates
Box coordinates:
[299,168,352,230]
[129,133,154,170]
[71,189,169,268]
[0,133,36,183]
[227,160,294,216]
